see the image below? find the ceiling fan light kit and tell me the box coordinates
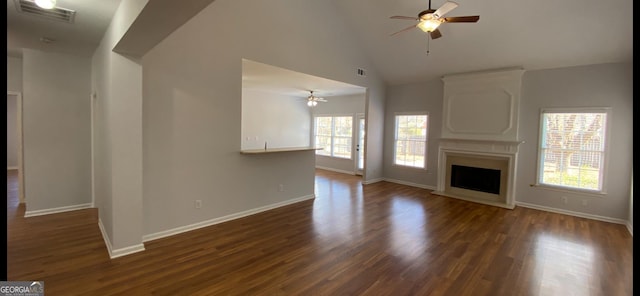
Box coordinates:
[389,0,479,54]
[306,91,326,107]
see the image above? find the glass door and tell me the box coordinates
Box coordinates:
[356,114,365,175]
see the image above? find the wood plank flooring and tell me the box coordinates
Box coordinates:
[7,169,633,295]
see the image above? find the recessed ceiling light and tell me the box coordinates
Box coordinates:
[34,0,56,9]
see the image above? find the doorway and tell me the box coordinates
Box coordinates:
[7,91,25,203]
[355,114,365,176]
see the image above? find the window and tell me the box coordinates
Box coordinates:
[314,116,353,159]
[537,108,610,192]
[394,114,428,168]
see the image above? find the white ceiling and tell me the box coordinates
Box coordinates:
[7,0,633,89]
[242,59,366,99]
[7,0,122,57]
[334,0,633,85]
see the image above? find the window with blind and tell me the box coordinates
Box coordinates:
[537,108,610,192]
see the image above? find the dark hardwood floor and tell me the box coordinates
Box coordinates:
[7,169,633,295]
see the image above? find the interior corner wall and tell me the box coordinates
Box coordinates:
[21,49,92,211]
[140,0,386,235]
[516,63,633,220]
[91,0,147,253]
[383,80,443,187]
[364,87,386,182]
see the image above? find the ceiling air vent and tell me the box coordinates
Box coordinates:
[14,0,76,23]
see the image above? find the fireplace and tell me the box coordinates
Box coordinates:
[431,68,524,209]
[451,165,500,194]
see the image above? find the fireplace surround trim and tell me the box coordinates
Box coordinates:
[432,138,524,209]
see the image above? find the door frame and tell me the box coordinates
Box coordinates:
[8,91,25,203]
[355,113,365,176]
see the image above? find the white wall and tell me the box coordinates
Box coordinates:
[516,63,633,221]
[384,80,443,187]
[241,89,310,150]
[21,49,92,211]
[7,56,23,92]
[312,93,366,173]
[141,0,386,236]
[7,95,18,169]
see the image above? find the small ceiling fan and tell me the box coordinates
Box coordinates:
[389,0,479,40]
[306,91,327,107]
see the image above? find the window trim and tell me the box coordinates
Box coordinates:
[534,107,611,195]
[392,112,429,170]
[313,114,355,160]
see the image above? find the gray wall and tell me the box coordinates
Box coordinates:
[382,62,632,221]
[241,89,311,150]
[7,56,22,92]
[91,0,147,253]
[384,80,443,187]
[22,49,92,211]
[141,0,386,235]
[312,93,366,173]
[7,95,18,168]
[7,56,23,170]
[516,63,633,220]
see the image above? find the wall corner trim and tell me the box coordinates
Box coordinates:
[98,219,146,259]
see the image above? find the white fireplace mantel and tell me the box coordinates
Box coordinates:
[433,68,525,209]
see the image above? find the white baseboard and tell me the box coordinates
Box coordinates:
[143,194,316,243]
[7,166,18,170]
[626,221,633,236]
[315,166,355,175]
[516,201,628,225]
[383,178,437,190]
[362,178,384,185]
[24,203,93,217]
[98,218,146,259]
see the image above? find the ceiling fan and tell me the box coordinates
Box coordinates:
[389,0,479,40]
[306,91,327,107]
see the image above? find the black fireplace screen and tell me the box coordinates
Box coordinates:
[450,165,501,195]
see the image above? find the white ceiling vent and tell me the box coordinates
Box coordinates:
[14,0,76,23]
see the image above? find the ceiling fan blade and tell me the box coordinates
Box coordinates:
[433,1,459,18]
[390,15,419,20]
[430,29,442,39]
[443,16,480,23]
[390,24,418,36]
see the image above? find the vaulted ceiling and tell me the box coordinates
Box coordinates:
[7,0,633,87]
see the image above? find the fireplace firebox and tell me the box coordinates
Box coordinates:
[450,165,501,195]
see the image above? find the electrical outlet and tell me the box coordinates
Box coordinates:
[278,184,284,192]
[561,196,568,204]
[195,200,202,209]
